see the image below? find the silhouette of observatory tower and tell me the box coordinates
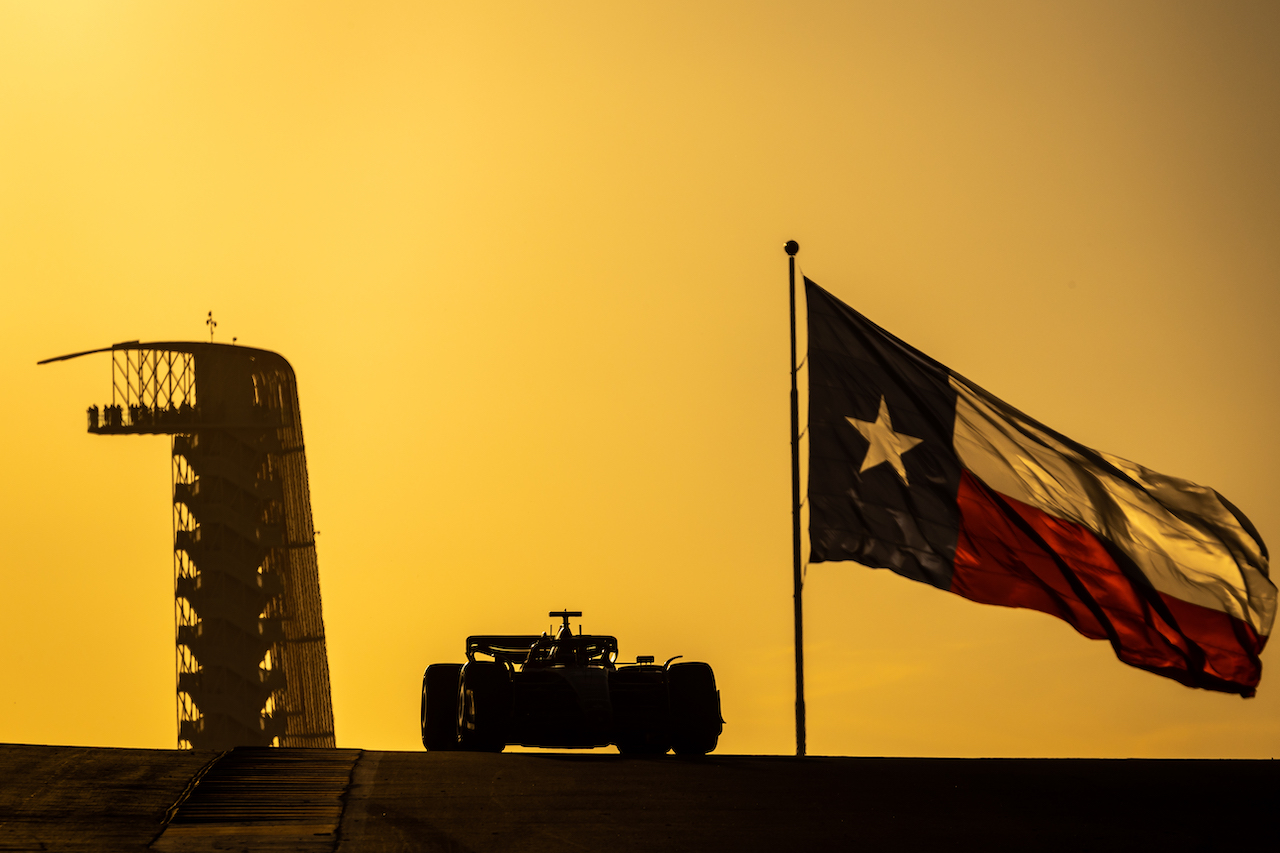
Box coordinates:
[40,341,336,749]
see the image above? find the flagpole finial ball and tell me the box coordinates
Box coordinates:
[784,240,799,256]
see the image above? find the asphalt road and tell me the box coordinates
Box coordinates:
[0,744,1273,851]
[0,743,211,851]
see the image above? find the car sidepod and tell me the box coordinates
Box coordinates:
[512,666,612,748]
[609,665,671,754]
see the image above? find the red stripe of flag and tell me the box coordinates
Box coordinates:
[952,470,1264,696]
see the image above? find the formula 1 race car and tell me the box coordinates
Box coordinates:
[421,611,722,755]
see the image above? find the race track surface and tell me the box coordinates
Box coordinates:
[0,743,1273,851]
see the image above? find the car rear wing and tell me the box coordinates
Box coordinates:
[466,634,620,665]
[466,635,541,664]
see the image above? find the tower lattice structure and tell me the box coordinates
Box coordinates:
[41,341,336,749]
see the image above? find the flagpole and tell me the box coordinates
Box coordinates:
[786,239,806,757]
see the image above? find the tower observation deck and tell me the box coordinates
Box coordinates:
[40,341,336,750]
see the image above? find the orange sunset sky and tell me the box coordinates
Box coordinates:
[2,1,1278,757]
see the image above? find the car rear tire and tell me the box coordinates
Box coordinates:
[458,662,511,753]
[422,664,463,751]
[668,662,722,756]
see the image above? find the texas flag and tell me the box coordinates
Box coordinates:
[805,278,1274,696]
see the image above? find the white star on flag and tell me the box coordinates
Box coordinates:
[847,396,923,484]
